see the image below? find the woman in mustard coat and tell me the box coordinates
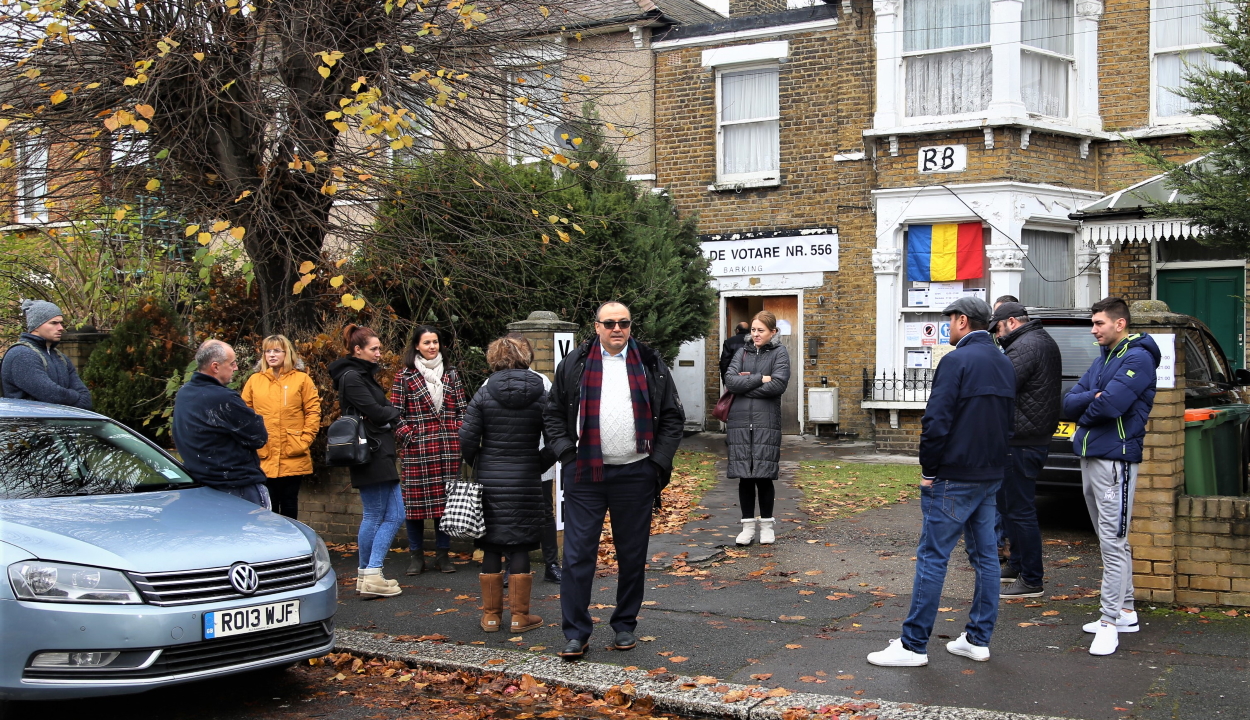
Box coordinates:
[242,334,322,518]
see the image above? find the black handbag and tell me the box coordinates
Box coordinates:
[325,371,373,466]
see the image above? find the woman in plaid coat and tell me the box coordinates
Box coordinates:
[392,325,467,575]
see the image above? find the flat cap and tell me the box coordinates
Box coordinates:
[989,301,1028,331]
[940,296,992,326]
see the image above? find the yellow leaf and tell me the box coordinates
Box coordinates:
[123,77,139,87]
[135,104,155,119]
[86,83,100,89]
[350,298,366,311]
[578,74,590,82]
[572,137,582,145]
[318,66,331,79]
[333,121,348,133]
[234,190,252,202]
[325,111,342,120]
[193,52,205,62]
[390,139,404,150]
[443,277,451,287]
[547,215,559,224]
[573,224,584,234]
[402,45,415,53]
[330,275,344,288]
[113,209,127,221]
[341,293,355,304]
[322,181,338,195]
[229,226,246,240]
[21,68,41,79]
[211,220,230,232]
[185,224,200,237]
[538,5,549,16]
[145,178,161,191]
[557,230,570,243]
[292,281,306,295]
[50,90,67,104]
[335,258,349,268]
[540,234,550,243]
[588,160,599,169]
[132,120,150,133]
[197,232,212,245]
[299,261,317,274]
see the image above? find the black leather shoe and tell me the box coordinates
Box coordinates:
[544,563,562,583]
[613,630,636,651]
[559,638,589,661]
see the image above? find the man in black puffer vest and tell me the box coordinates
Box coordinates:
[990,301,1061,598]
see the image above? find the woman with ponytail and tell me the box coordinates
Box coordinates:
[327,324,403,598]
[392,325,467,575]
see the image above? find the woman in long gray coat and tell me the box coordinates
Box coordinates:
[724,310,790,546]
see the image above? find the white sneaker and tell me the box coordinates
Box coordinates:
[735,518,757,546]
[867,638,928,667]
[758,517,776,545]
[1089,621,1119,655]
[945,633,990,661]
[1083,610,1138,634]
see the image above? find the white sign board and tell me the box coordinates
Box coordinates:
[918,145,968,174]
[906,349,932,369]
[930,282,964,309]
[552,331,577,531]
[777,319,793,336]
[904,322,924,346]
[554,332,576,365]
[907,288,930,307]
[921,322,938,346]
[701,233,839,277]
[1154,333,1176,389]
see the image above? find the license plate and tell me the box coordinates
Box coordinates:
[1054,421,1076,439]
[204,600,300,639]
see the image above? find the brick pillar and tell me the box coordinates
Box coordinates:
[58,327,109,371]
[506,311,579,381]
[1127,316,1185,604]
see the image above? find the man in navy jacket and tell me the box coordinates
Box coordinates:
[1063,297,1159,656]
[869,297,1015,667]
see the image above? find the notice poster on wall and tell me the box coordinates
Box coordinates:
[907,288,930,307]
[963,287,987,301]
[921,323,939,346]
[929,282,964,309]
[906,349,932,369]
[1154,333,1176,389]
[932,343,955,366]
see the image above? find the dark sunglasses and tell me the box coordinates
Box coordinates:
[596,319,632,330]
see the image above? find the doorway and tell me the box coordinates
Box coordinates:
[725,295,801,434]
[1158,266,1245,369]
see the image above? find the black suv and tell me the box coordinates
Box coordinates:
[1032,308,1250,489]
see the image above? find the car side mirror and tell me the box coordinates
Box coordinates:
[1235,368,1250,386]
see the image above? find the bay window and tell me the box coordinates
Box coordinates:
[1022,0,1073,118]
[1153,0,1234,120]
[717,65,780,183]
[903,0,991,117]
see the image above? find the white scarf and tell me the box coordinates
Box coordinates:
[416,352,445,411]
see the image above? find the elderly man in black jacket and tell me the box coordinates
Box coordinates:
[719,322,750,377]
[990,301,1061,598]
[544,302,684,661]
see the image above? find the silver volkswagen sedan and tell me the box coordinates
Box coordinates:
[0,399,337,700]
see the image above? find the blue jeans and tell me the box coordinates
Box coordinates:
[406,520,451,551]
[358,481,404,570]
[901,479,1002,653]
[999,445,1048,586]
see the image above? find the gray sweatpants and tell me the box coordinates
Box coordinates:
[1080,457,1138,622]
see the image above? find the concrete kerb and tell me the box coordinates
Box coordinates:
[335,630,1074,720]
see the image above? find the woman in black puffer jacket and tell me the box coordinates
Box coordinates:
[459,335,555,635]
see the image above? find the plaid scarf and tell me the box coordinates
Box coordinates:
[575,337,654,482]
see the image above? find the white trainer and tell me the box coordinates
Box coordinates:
[945,633,990,661]
[1089,621,1119,655]
[867,638,928,667]
[1083,610,1139,634]
[758,517,776,545]
[735,518,757,546]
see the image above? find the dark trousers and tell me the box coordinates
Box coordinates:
[541,479,559,567]
[737,478,775,518]
[998,444,1049,586]
[265,475,308,519]
[561,458,656,641]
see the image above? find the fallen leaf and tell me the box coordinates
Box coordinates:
[750,673,773,681]
[669,656,688,663]
[1042,610,1060,616]
[641,601,657,606]
[835,674,854,680]
[804,570,824,576]
[779,615,806,621]
[767,688,791,697]
[509,636,523,641]
[528,646,546,651]
[639,636,656,642]
[1018,622,1035,627]
[798,590,815,596]
[695,676,717,685]
[486,659,506,666]
[784,644,803,649]
[962,669,975,675]
[723,690,748,703]
[938,607,954,612]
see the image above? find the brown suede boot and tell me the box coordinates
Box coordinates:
[508,573,543,633]
[479,573,504,633]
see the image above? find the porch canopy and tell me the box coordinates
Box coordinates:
[1071,157,1207,244]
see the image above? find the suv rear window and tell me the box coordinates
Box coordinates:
[1042,325,1103,377]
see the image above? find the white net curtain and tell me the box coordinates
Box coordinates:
[719,67,779,177]
[1020,229,1075,308]
[904,0,991,116]
[1021,0,1073,118]
[1154,0,1235,117]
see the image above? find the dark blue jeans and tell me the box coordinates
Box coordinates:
[901,479,1001,653]
[406,519,451,551]
[999,444,1048,586]
[561,458,657,642]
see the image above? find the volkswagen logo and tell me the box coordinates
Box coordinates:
[229,563,260,595]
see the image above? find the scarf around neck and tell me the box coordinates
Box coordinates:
[416,352,445,411]
[575,337,653,482]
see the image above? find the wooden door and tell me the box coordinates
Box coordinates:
[1158,267,1245,369]
[763,296,801,434]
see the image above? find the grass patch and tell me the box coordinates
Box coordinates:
[671,449,720,503]
[793,461,921,524]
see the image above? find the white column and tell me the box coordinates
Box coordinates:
[987,238,1026,303]
[872,248,902,374]
[1097,244,1113,299]
[988,0,1027,119]
[1074,0,1104,131]
[1075,241,1101,308]
[872,0,902,129]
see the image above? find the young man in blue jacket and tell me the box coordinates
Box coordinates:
[1063,297,1159,656]
[869,297,1016,667]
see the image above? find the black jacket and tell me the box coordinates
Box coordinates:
[328,356,402,488]
[719,330,750,377]
[172,372,268,488]
[998,319,1062,446]
[543,339,685,489]
[460,369,556,547]
[919,331,1017,482]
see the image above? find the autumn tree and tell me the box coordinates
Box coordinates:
[0,0,647,333]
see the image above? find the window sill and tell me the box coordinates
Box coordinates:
[861,400,928,410]
[707,177,780,192]
[866,116,1110,141]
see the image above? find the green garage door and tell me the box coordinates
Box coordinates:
[1157,266,1245,369]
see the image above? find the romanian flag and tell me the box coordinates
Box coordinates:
[906,223,984,282]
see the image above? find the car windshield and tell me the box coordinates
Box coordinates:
[0,418,195,499]
[1043,324,1104,377]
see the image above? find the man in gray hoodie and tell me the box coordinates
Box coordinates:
[2,300,92,409]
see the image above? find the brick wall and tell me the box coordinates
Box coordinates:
[1174,496,1250,606]
[728,0,786,17]
[870,409,923,455]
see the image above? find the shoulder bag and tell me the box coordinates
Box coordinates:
[325,372,373,466]
[712,348,747,423]
[440,475,486,539]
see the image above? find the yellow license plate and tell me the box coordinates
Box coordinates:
[1054,421,1076,439]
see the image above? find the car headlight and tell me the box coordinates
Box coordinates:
[313,536,331,580]
[8,561,143,604]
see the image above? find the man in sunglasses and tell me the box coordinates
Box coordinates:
[544,302,685,661]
